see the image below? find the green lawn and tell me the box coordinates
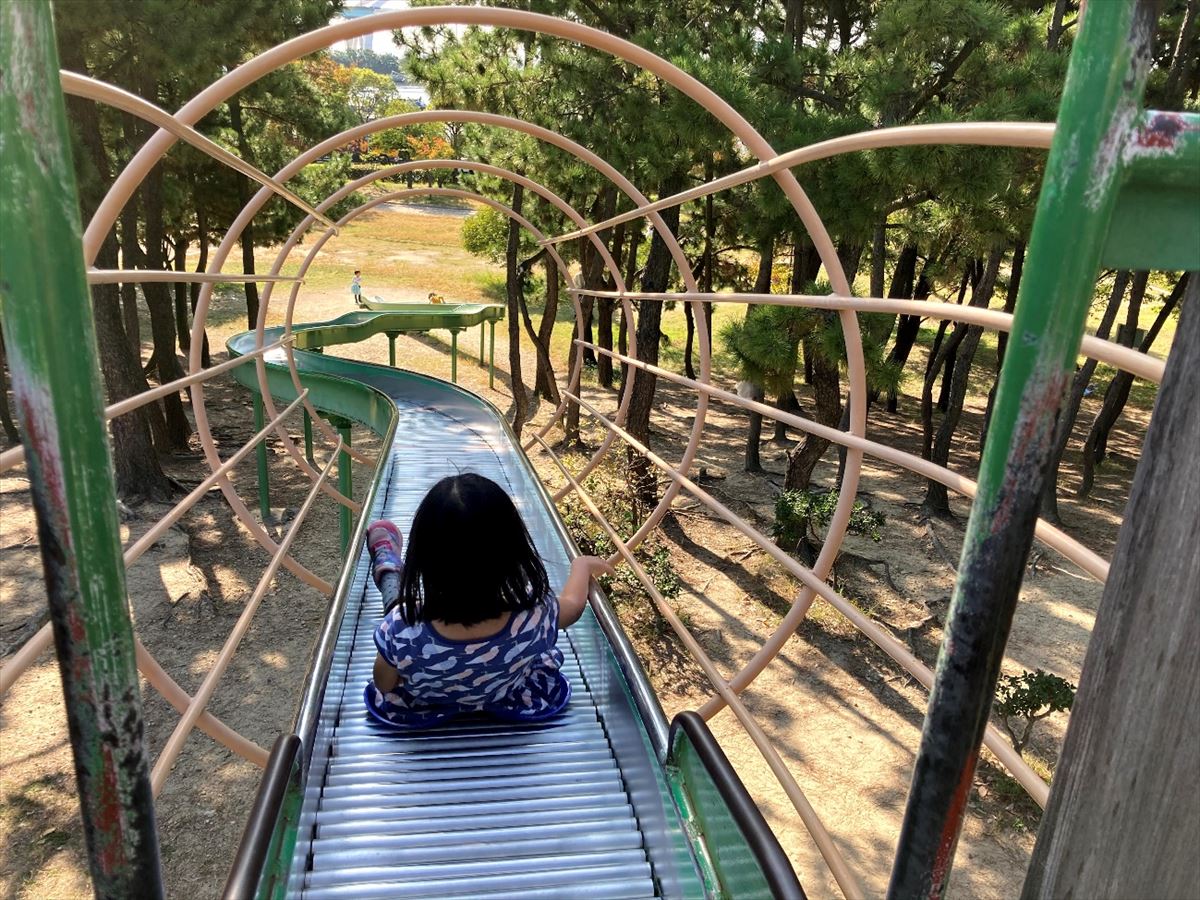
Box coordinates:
[196,203,1167,422]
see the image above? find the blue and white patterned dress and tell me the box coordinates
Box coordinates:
[364,598,571,728]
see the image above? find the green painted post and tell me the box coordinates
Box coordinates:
[387,332,397,367]
[333,418,353,555]
[0,4,162,895]
[888,3,1159,896]
[479,322,485,366]
[254,394,270,522]
[302,409,314,465]
[489,320,496,390]
[451,329,458,384]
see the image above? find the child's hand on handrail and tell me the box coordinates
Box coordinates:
[576,555,617,581]
[558,555,618,628]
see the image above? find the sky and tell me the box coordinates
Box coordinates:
[329,0,411,58]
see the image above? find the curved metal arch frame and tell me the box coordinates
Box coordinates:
[208,107,708,561]
[253,151,634,478]
[184,109,703,587]
[19,5,1159,888]
[83,8,866,683]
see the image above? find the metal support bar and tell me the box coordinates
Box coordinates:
[387,332,397,368]
[450,329,458,383]
[303,410,314,465]
[334,419,354,555]
[489,320,496,389]
[60,71,338,232]
[888,3,1158,896]
[532,434,864,899]
[150,443,340,795]
[254,394,270,522]
[564,290,1163,384]
[1,336,294,474]
[479,322,485,365]
[540,122,1055,248]
[0,5,162,893]
[576,340,1108,583]
[562,389,1049,806]
[124,393,311,569]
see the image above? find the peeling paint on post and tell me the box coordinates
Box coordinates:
[887,2,1160,897]
[0,3,163,896]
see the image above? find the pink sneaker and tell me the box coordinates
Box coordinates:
[367,520,403,585]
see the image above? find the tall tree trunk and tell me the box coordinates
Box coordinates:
[741,380,766,473]
[618,225,642,397]
[1163,0,1198,104]
[60,57,170,498]
[773,392,804,443]
[934,258,982,413]
[596,296,615,387]
[1022,280,1200,900]
[173,235,191,353]
[741,237,775,470]
[888,244,920,301]
[784,341,840,491]
[683,303,697,381]
[579,296,595,365]
[778,235,821,440]
[0,324,20,445]
[118,114,142,361]
[625,177,682,509]
[594,222,623,389]
[515,250,560,405]
[229,97,260,330]
[190,184,212,367]
[564,340,582,446]
[505,184,531,438]
[1047,0,1071,50]
[865,242,919,407]
[981,241,1026,449]
[1039,271,1132,522]
[786,241,840,485]
[1078,273,1190,497]
[885,253,944,412]
[94,287,172,500]
[141,162,192,451]
[683,158,718,382]
[922,248,1004,514]
[920,263,973,415]
[870,220,887,301]
[537,255,561,400]
[836,241,866,286]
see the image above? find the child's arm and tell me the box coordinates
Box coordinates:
[558,555,616,628]
[373,653,401,692]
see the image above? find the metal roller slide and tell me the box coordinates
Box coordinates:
[223,318,803,900]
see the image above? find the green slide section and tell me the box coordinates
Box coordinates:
[224,318,802,898]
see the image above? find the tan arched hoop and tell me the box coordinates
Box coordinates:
[83,10,864,689]
[191,107,708,584]
[255,155,631,474]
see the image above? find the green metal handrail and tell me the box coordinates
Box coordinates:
[0,3,162,894]
[888,2,1198,896]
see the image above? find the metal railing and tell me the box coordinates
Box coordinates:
[1,2,1189,895]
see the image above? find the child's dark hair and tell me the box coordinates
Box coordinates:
[395,473,550,626]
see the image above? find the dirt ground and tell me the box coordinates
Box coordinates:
[0,203,1152,898]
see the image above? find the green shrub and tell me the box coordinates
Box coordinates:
[556,455,682,603]
[772,489,885,552]
[994,669,1076,753]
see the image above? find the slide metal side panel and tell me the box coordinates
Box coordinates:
[225,320,798,897]
[228,327,705,896]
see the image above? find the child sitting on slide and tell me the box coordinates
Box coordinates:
[364,472,614,728]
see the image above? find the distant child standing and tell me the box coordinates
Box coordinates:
[351,269,363,306]
[364,473,614,727]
